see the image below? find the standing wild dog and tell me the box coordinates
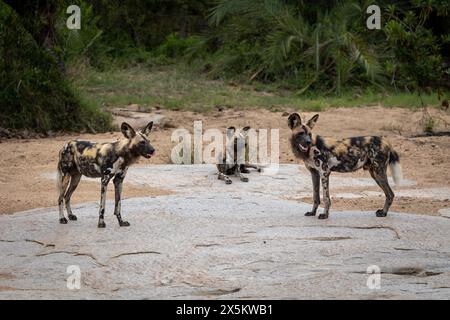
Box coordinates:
[57,122,155,228]
[288,113,402,219]
[217,126,261,184]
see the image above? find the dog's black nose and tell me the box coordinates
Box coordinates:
[149,147,155,155]
[306,140,311,146]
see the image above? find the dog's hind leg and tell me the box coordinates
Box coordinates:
[218,172,232,184]
[242,164,263,173]
[369,166,394,217]
[57,170,70,224]
[64,173,81,221]
[305,168,320,216]
[113,173,130,227]
[239,164,251,174]
[98,176,111,228]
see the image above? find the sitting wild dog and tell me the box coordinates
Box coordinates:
[217,126,261,184]
[57,122,155,228]
[288,113,402,219]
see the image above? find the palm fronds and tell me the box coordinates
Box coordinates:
[201,0,386,92]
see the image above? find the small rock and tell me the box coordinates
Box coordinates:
[21,129,30,139]
[438,208,450,218]
[46,131,56,138]
[0,127,12,138]
[127,104,139,110]
[162,121,177,129]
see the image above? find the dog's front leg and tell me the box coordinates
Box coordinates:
[305,168,320,216]
[113,173,130,227]
[318,170,331,219]
[218,172,232,184]
[236,165,249,182]
[98,176,111,228]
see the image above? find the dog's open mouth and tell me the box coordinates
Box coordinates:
[143,153,154,159]
[298,144,309,152]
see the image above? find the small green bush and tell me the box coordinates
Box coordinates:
[154,33,202,59]
[0,1,111,132]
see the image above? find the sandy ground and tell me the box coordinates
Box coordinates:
[0,106,449,215]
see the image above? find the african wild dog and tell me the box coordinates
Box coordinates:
[217,126,261,184]
[288,113,402,219]
[57,122,155,228]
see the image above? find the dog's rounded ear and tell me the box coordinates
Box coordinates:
[121,122,136,139]
[141,121,153,136]
[306,114,319,129]
[288,113,302,130]
[226,126,236,138]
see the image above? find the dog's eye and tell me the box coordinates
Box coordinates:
[139,141,146,145]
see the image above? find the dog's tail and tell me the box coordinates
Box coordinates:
[56,150,65,197]
[388,149,402,186]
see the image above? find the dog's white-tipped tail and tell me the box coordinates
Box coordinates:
[389,150,402,186]
[390,161,402,185]
[56,150,65,195]
[56,166,63,192]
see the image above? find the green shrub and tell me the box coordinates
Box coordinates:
[0,1,111,132]
[189,0,449,93]
[154,33,202,59]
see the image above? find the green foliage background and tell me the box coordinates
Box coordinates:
[198,0,449,93]
[0,0,111,132]
[0,0,449,132]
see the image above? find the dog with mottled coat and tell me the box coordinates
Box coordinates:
[216,126,262,184]
[57,122,155,228]
[288,113,402,219]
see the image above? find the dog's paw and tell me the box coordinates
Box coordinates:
[98,221,106,228]
[304,211,316,216]
[68,214,77,221]
[241,177,249,182]
[318,213,329,219]
[375,209,387,217]
[59,217,68,224]
[225,180,232,184]
[119,221,130,227]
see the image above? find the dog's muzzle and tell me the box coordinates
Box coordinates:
[298,143,309,152]
[143,150,155,159]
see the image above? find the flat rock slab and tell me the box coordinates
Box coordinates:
[111,109,166,130]
[1,165,450,299]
